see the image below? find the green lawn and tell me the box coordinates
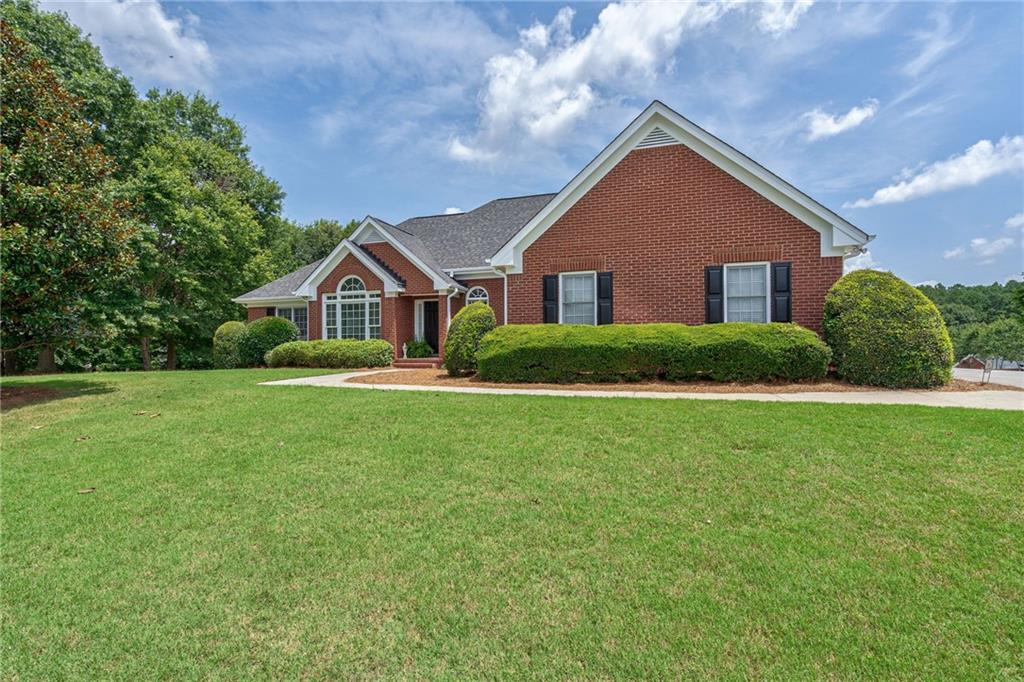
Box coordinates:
[2,370,1021,679]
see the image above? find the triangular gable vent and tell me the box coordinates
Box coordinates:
[635,126,680,149]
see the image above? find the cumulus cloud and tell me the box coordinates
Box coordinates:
[845,136,1024,208]
[42,0,213,88]
[443,207,463,215]
[1006,212,1024,231]
[944,237,1015,264]
[803,99,878,141]
[449,1,815,162]
[844,250,881,273]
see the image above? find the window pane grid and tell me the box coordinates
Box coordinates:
[561,273,596,324]
[726,265,768,323]
[466,287,489,305]
[340,302,366,340]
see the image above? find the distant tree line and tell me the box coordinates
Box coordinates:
[1,0,356,373]
[918,280,1024,361]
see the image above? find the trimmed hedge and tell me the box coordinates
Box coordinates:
[476,322,831,383]
[213,321,246,369]
[824,270,953,388]
[237,316,298,367]
[446,302,496,376]
[266,339,393,368]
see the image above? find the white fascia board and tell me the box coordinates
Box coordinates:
[446,267,503,280]
[354,217,455,290]
[491,101,872,270]
[292,236,404,297]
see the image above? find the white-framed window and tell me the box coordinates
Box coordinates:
[724,263,770,323]
[322,276,382,340]
[274,306,308,339]
[466,286,489,306]
[559,271,597,325]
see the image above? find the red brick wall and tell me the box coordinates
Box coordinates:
[362,242,436,295]
[506,145,842,331]
[247,307,269,322]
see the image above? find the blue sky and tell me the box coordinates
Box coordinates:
[44,1,1023,285]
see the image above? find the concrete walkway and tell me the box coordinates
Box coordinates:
[263,370,1024,411]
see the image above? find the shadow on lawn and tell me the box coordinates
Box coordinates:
[0,378,114,412]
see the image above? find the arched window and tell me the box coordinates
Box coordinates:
[323,276,381,340]
[466,286,489,306]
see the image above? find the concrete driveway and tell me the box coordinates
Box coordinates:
[954,368,1024,389]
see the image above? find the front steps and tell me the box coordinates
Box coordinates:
[392,357,442,370]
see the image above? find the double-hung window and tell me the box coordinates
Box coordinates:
[724,263,769,323]
[560,272,597,325]
[323,276,382,340]
[275,306,308,339]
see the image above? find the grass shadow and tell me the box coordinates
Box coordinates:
[0,378,115,412]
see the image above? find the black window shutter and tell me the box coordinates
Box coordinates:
[771,262,792,323]
[543,275,558,323]
[597,272,613,325]
[266,306,276,317]
[705,266,723,323]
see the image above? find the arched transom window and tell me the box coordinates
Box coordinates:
[323,276,381,340]
[466,286,489,306]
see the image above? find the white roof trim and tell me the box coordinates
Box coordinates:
[491,101,872,271]
[292,232,406,298]
[350,217,461,291]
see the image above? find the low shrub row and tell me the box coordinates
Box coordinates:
[476,322,831,383]
[266,339,393,368]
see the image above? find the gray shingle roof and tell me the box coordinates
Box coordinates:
[395,193,555,270]
[235,258,323,301]
[236,193,555,300]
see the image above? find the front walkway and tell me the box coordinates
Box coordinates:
[263,370,1024,411]
[953,367,1024,389]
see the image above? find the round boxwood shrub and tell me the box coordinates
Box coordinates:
[237,316,298,367]
[823,269,953,388]
[476,322,831,383]
[445,302,496,376]
[213,321,246,369]
[266,339,393,368]
[404,339,435,358]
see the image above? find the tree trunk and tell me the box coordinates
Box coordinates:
[35,345,57,373]
[165,340,176,370]
[141,337,151,371]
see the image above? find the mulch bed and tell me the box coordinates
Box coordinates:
[348,369,1019,394]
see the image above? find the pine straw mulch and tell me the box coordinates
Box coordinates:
[347,368,1019,394]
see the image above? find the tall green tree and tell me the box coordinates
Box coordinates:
[295,218,359,264]
[0,23,138,366]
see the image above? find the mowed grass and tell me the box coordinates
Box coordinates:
[1,370,1021,679]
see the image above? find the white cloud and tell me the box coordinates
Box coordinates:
[42,0,213,88]
[449,1,815,163]
[846,136,1024,208]
[757,0,815,37]
[903,9,965,78]
[844,250,881,273]
[443,207,463,215]
[1006,212,1024,231]
[944,237,1015,264]
[803,99,878,141]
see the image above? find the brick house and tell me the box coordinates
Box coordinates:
[234,101,872,361]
